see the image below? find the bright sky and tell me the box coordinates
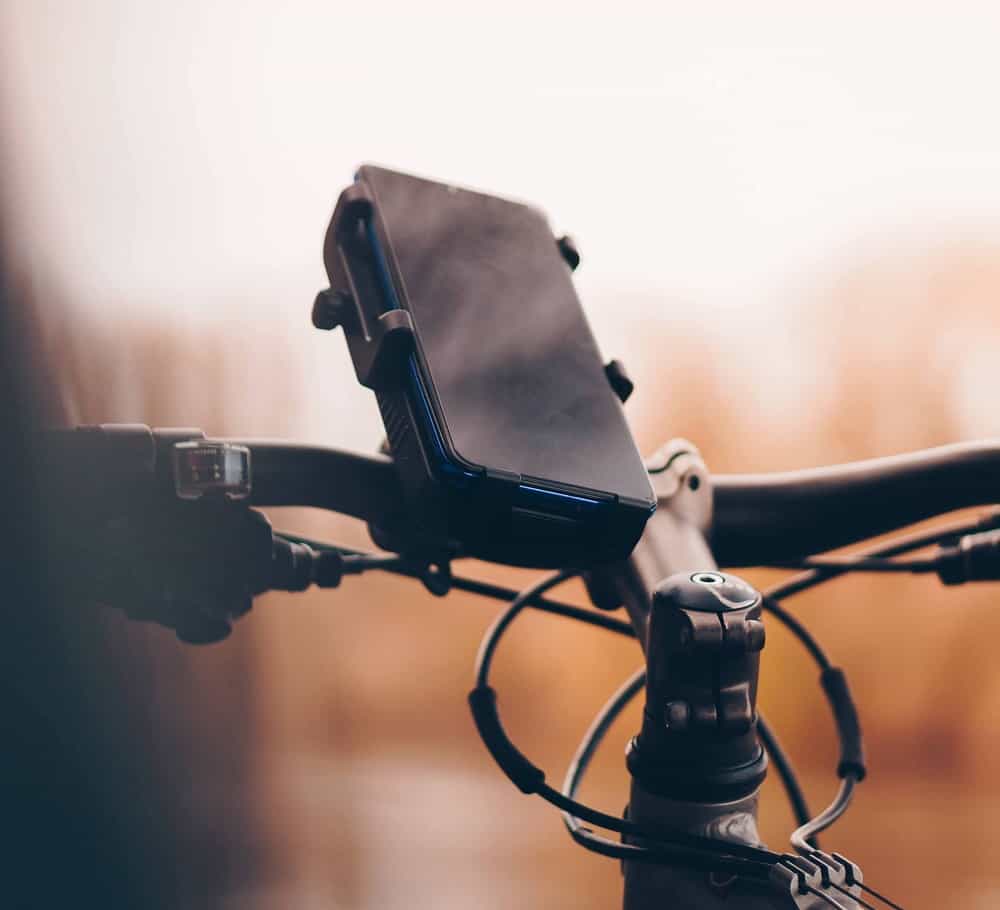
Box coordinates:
[2,2,1000,441]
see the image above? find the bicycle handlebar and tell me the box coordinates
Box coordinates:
[41,426,1000,565]
[712,439,1000,565]
[233,440,403,527]
[237,436,1000,565]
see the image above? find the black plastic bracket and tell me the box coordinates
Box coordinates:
[556,234,581,271]
[315,182,415,391]
[604,359,634,403]
[769,852,865,908]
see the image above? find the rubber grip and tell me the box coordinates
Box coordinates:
[468,686,546,794]
[820,667,867,781]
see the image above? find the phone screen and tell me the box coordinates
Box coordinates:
[361,165,652,509]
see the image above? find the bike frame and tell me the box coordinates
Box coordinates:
[43,425,1000,908]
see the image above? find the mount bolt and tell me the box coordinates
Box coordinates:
[664,700,691,731]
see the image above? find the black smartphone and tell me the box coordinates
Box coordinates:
[321,165,655,566]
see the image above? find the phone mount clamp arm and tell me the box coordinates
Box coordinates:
[312,183,416,391]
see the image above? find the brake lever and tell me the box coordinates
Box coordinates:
[70,498,274,644]
[42,426,274,643]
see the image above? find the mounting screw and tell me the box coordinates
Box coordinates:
[557,234,581,271]
[312,288,352,331]
[664,700,691,732]
[746,619,766,652]
[692,572,725,586]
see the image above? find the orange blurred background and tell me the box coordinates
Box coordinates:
[3,4,1000,908]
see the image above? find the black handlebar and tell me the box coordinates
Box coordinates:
[712,440,1000,565]
[41,426,1000,566]
[234,440,404,528]
[241,436,1000,565]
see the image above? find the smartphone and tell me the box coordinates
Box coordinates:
[322,165,655,566]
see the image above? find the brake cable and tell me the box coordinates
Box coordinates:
[769,556,937,573]
[274,530,637,635]
[468,573,909,906]
[763,509,1000,601]
[469,570,780,879]
[466,569,914,910]
[468,571,807,868]
[270,517,999,906]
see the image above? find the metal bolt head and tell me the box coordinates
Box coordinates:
[692,572,725,586]
[746,619,766,652]
[664,700,691,732]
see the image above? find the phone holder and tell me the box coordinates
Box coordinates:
[311,182,416,390]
